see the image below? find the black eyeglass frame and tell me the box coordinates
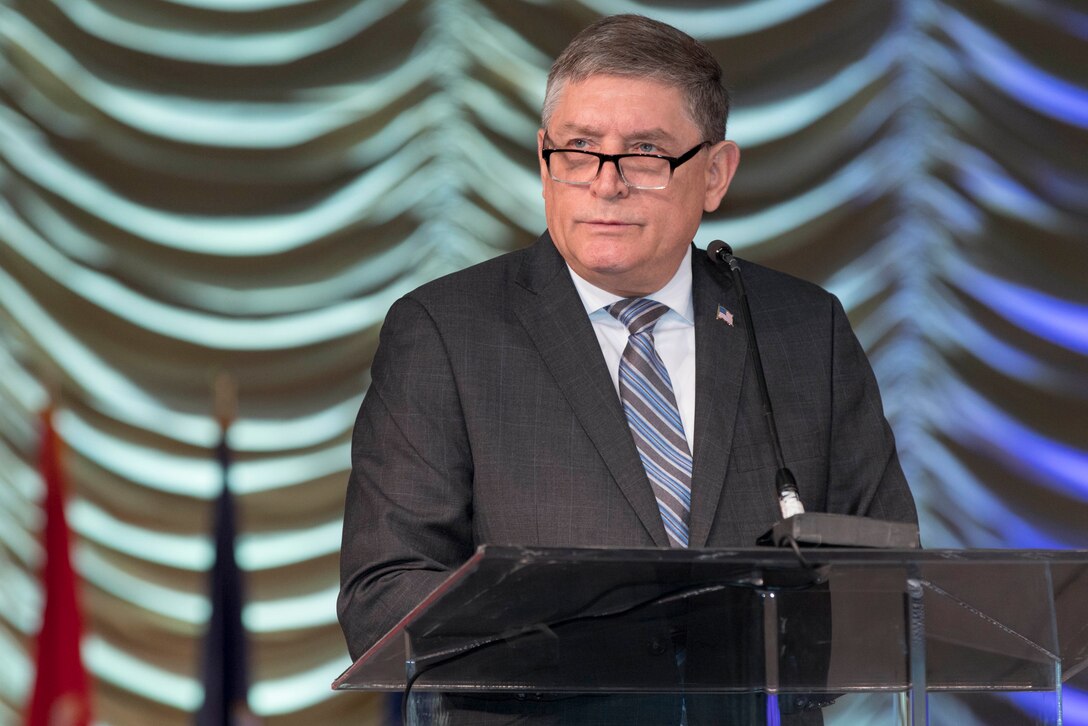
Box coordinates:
[540,140,711,190]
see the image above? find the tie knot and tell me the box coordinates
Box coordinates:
[608,298,669,335]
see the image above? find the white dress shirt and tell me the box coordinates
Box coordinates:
[567,247,696,454]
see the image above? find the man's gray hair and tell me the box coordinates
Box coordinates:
[542,14,731,142]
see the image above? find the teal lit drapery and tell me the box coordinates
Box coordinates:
[1,1,1086,723]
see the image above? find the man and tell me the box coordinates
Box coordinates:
[339,13,916,723]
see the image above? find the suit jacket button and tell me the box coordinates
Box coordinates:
[647,637,666,656]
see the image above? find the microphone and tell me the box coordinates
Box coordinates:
[707,241,805,520]
[706,241,919,549]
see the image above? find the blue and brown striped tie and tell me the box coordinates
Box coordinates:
[608,297,692,548]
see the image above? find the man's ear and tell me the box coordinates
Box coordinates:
[703,140,740,213]
[537,128,549,193]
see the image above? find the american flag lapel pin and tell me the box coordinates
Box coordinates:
[716,304,735,327]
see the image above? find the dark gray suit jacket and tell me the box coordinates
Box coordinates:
[338,231,916,663]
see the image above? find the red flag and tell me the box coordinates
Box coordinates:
[25,408,92,726]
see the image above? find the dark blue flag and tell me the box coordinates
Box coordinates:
[195,430,256,725]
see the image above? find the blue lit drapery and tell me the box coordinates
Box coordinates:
[1,1,1085,724]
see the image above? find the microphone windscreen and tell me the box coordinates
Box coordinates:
[707,239,733,263]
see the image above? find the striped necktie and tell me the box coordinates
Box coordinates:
[608,297,692,548]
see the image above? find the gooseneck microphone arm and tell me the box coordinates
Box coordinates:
[707,240,805,519]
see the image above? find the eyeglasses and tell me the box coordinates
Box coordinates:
[541,141,710,190]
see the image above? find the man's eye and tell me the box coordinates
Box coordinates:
[569,139,589,149]
[636,143,658,154]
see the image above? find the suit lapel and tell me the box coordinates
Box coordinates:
[511,234,670,547]
[688,251,748,548]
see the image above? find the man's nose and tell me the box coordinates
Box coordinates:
[591,158,629,198]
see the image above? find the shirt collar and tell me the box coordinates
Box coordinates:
[567,246,695,324]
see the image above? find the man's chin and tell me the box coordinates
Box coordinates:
[580,256,639,278]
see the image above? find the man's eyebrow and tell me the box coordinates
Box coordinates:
[549,124,678,144]
[626,128,675,143]
[549,123,602,138]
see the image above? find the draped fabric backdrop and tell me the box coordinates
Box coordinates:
[1,0,1085,724]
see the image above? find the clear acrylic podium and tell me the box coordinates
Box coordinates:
[333,546,1088,724]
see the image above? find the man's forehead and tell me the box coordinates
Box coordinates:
[548,74,698,139]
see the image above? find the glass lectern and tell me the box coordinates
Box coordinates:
[334,547,1088,725]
